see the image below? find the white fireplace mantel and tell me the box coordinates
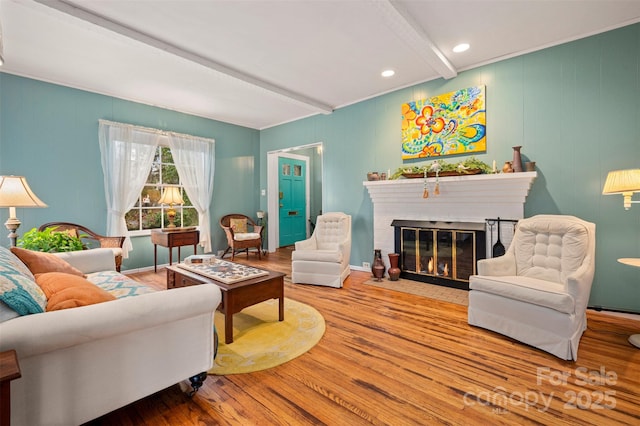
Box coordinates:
[364,171,537,264]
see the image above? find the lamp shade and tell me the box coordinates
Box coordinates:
[158,186,184,205]
[0,19,4,66]
[602,169,640,195]
[0,176,47,208]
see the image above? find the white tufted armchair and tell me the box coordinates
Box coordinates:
[291,212,352,288]
[468,215,596,360]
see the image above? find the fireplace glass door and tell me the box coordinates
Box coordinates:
[399,227,479,283]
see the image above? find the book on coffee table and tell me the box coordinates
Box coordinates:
[176,258,269,284]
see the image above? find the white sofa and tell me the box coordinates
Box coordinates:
[0,247,221,425]
[291,212,352,288]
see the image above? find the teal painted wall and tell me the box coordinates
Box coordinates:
[1,24,638,312]
[0,73,260,271]
[292,146,323,225]
[260,24,640,312]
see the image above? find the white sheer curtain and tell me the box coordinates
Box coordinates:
[167,133,215,253]
[99,120,160,257]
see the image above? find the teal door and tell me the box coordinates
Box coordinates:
[278,157,307,247]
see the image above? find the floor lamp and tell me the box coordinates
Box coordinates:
[602,168,640,348]
[0,176,48,246]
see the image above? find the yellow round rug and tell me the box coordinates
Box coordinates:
[209,298,325,375]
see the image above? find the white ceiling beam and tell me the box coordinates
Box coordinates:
[33,0,335,114]
[377,0,457,80]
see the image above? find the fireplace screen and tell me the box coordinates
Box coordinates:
[393,221,486,289]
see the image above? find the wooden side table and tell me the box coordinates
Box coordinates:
[1,350,21,426]
[151,229,200,272]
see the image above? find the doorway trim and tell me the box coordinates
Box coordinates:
[267,142,323,252]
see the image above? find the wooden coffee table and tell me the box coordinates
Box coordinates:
[166,264,285,344]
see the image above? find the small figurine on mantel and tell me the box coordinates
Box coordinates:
[502,161,514,173]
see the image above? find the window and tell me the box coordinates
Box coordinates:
[125,146,199,233]
[100,119,215,256]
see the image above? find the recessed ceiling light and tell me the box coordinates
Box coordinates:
[381,69,395,78]
[453,43,470,53]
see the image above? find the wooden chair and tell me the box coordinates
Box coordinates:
[38,222,126,272]
[219,214,262,260]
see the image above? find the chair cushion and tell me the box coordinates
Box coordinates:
[514,219,590,285]
[59,228,79,238]
[230,218,248,233]
[315,214,349,249]
[234,232,260,241]
[470,275,575,314]
[292,249,343,263]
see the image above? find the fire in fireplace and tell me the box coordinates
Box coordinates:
[391,220,486,290]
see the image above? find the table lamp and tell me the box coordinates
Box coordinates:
[602,169,640,210]
[0,176,48,246]
[158,186,184,228]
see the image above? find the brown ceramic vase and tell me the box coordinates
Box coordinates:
[372,249,385,282]
[388,253,401,281]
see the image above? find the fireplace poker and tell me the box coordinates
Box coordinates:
[486,219,495,256]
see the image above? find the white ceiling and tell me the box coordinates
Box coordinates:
[2,0,640,130]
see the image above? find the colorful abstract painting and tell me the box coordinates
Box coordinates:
[401,86,486,159]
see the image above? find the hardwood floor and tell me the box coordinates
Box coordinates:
[86,248,640,425]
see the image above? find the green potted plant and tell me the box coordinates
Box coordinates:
[18,226,86,252]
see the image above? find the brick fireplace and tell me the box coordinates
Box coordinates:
[363,172,536,287]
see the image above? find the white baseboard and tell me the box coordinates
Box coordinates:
[122,264,167,275]
[590,309,640,321]
[350,265,370,272]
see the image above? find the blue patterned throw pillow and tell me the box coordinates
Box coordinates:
[0,247,46,316]
[86,270,155,298]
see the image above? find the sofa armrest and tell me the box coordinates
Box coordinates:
[54,248,116,274]
[476,253,517,276]
[0,285,221,358]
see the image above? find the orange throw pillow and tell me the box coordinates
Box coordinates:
[35,272,116,311]
[10,247,84,277]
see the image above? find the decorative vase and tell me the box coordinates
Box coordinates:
[502,161,513,173]
[372,249,385,281]
[511,146,523,172]
[388,253,401,281]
